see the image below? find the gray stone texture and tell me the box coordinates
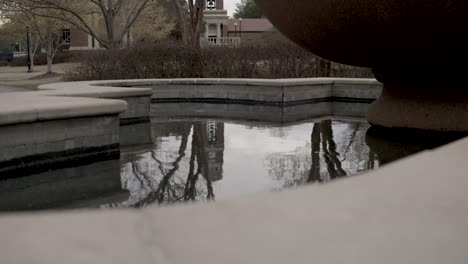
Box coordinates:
[152,101,368,124]
[120,122,152,147]
[148,79,382,104]
[0,160,125,211]
[0,116,119,162]
[119,96,151,119]
[2,137,468,263]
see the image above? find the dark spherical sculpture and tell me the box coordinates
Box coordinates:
[255,0,468,131]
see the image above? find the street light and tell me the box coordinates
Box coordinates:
[26,26,32,73]
[234,23,238,37]
[239,18,243,38]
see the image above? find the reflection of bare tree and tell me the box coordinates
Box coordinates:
[320,120,347,179]
[183,125,215,201]
[267,120,377,188]
[366,150,377,170]
[307,122,321,183]
[183,131,200,201]
[133,126,191,207]
[117,121,224,208]
[307,120,346,183]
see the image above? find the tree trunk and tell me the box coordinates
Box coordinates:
[172,0,192,45]
[191,0,205,49]
[308,123,322,183]
[316,57,331,77]
[47,54,52,73]
[46,30,53,73]
[321,120,347,178]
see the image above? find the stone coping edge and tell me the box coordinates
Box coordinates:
[29,78,378,128]
[0,82,152,126]
[36,78,379,115]
[44,77,379,88]
[0,133,468,263]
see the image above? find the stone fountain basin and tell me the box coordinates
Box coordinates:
[255,0,468,68]
[256,0,468,131]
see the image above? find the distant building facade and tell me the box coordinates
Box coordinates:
[67,29,101,50]
[64,0,275,49]
[225,18,274,43]
[202,0,274,46]
[61,13,102,51]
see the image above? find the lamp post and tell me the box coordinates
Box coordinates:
[239,18,243,38]
[26,26,32,73]
[234,23,238,37]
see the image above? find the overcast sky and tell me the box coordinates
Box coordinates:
[225,0,240,17]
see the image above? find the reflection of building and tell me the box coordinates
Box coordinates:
[196,121,225,182]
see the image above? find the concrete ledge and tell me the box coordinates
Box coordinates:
[40,78,381,106]
[0,82,152,127]
[141,78,382,104]
[0,159,125,212]
[1,77,372,176]
[0,81,152,175]
[0,93,126,127]
[0,115,120,178]
[37,83,153,147]
[36,78,379,151]
[151,102,369,123]
[1,136,468,263]
[0,78,378,171]
[2,78,468,263]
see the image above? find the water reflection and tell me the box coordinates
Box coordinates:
[265,120,377,188]
[114,121,225,208]
[366,126,466,165]
[4,118,459,212]
[114,119,381,208]
[0,160,125,212]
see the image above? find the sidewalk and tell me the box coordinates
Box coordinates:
[0,63,74,90]
[0,85,28,93]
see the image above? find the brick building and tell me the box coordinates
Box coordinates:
[65,0,275,49]
[62,28,101,51]
[68,29,101,50]
[225,18,274,43]
[203,0,274,46]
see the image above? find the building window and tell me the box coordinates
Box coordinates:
[207,0,216,10]
[62,28,71,43]
[207,121,217,144]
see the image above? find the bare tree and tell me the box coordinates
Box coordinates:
[5,0,152,49]
[43,19,70,73]
[0,3,67,72]
[169,0,205,48]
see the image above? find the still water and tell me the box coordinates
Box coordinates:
[0,116,460,212]
[113,119,378,208]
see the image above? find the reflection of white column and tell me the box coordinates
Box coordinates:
[216,22,221,38]
[205,23,209,38]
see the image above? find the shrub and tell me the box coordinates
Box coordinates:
[66,40,374,81]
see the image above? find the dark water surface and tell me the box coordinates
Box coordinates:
[115,119,377,208]
[0,115,462,212]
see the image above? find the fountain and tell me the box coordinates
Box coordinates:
[255,0,468,131]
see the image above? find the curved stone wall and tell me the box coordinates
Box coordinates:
[0,82,152,178]
[56,78,381,105]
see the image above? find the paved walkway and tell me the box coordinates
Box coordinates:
[0,85,28,93]
[0,63,73,91]
[0,72,44,81]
